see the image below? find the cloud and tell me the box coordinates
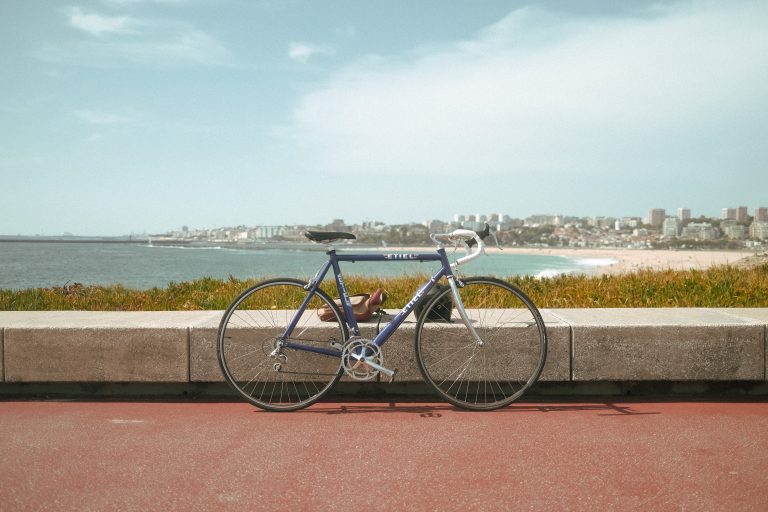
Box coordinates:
[39,8,232,67]
[278,1,768,179]
[68,7,138,37]
[288,42,333,63]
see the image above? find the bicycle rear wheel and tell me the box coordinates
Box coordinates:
[217,278,347,411]
[415,277,547,410]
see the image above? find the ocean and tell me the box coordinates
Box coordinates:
[0,242,611,290]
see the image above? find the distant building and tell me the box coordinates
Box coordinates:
[749,222,768,240]
[525,214,557,226]
[755,207,768,223]
[425,219,447,233]
[648,209,666,227]
[255,226,284,239]
[736,206,749,223]
[677,208,691,222]
[616,217,641,230]
[722,208,737,220]
[588,217,614,229]
[682,222,718,241]
[662,217,681,238]
[721,220,746,240]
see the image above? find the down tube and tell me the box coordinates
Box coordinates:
[281,271,345,357]
[373,265,448,348]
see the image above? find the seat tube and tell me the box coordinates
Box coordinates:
[329,252,360,337]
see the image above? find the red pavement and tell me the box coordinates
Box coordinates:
[1,400,767,511]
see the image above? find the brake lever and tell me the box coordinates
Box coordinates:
[466,223,501,250]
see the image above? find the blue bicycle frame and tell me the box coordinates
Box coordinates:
[280,247,457,358]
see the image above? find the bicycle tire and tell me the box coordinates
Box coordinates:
[217,278,347,411]
[415,277,547,410]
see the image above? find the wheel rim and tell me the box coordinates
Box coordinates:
[218,280,346,411]
[416,278,547,410]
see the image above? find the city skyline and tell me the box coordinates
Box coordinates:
[2,1,767,236]
[3,201,767,237]
[160,202,768,236]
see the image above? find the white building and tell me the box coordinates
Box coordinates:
[255,226,284,239]
[682,222,718,240]
[662,217,681,238]
[721,220,746,240]
[749,222,768,240]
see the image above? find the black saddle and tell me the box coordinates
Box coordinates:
[304,231,357,243]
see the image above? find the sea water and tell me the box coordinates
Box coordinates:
[0,242,614,290]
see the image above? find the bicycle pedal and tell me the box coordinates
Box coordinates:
[387,368,398,383]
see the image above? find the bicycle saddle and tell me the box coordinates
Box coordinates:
[304,231,357,243]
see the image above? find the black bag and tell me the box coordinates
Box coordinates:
[415,284,453,322]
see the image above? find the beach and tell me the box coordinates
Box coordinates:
[382,245,756,276]
[496,247,754,275]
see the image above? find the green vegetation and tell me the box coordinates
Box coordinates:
[1,264,766,311]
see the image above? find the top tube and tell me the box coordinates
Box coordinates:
[333,251,444,263]
[315,226,486,269]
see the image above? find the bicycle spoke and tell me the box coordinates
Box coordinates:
[218,279,345,411]
[416,278,547,410]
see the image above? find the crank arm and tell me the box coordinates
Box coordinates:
[362,358,398,382]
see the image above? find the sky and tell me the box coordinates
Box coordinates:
[1,0,767,236]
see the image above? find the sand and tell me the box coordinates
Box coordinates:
[490,247,753,275]
[381,245,755,275]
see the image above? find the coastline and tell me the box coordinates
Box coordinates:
[381,245,755,276]
[498,247,754,275]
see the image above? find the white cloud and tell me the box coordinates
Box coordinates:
[278,1,768,179]
[41,8,232,67]
[69,7,137,37]
[288,42,333,63]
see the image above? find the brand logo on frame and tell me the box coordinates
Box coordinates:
[385,254,418,260]
[402,287,426,313]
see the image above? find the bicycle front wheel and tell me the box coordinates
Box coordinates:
[415,277,547,410]
[217,279,347,411]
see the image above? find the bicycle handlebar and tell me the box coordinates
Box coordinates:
[430,228,486,267]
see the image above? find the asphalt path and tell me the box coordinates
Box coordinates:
[1,400,767,511]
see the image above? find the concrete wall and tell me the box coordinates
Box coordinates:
[0,309,766,386]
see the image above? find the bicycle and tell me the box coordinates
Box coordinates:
[217,226,547,411]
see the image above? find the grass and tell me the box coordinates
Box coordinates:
[1,264,766,311]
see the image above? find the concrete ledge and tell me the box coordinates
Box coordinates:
[0,312,219,383]
[550,309,766,381]
[1,309,766,392]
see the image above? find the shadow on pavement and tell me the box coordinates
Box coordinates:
[265,401,661,416]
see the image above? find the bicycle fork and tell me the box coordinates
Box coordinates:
[447,276,485,347]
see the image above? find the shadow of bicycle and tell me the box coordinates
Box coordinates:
[276,401,660,417]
